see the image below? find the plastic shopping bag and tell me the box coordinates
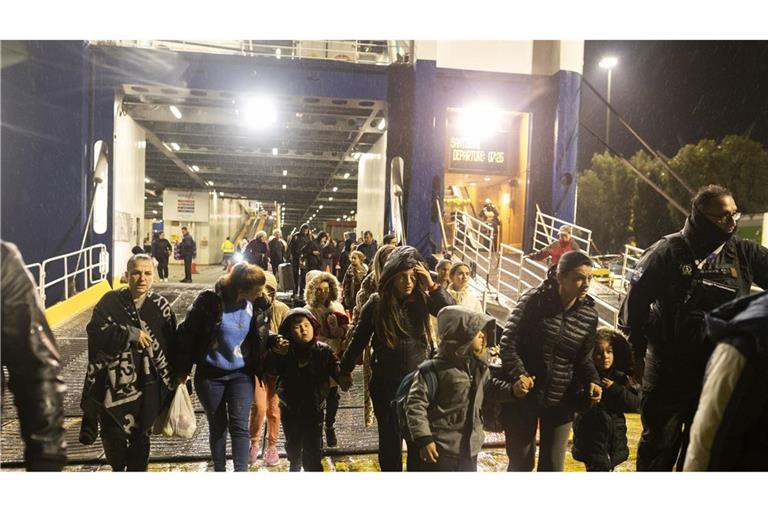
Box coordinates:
[156,384,197,439]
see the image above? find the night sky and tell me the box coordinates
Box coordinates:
[579,40,768,171]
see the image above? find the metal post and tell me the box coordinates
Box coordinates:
[64,258,69,299]
[606,68,612,147]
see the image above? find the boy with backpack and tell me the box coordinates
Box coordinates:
[265,308,340,471]
[402,305,514,471]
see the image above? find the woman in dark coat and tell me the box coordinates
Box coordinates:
[499,250,602,471]
[176,262,269,471]
[338,246,455,471]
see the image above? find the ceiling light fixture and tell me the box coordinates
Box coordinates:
[191,165,199,172]
[169,105,182,119]
[152,210,158,215]
[243,96,277,129]
[328,197,333,201]
[319,205,323,209]
[207,181,214,186]
[144,178,150,183]
[343,172,350,179]
[282,184,286,189]
[350,210,355,214]
[282,169,288,176]
[219,191,224,197]
[332,186,338,192]
[377,118,386,130]
[170,142,181,151]
[158,201,163,206]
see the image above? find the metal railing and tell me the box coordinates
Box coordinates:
[453,210,621,328]
[533,204,593,257]
[25,244,109,305]
[89,40,414,66]
[620,244,645,292]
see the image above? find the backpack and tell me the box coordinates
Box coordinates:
[391,359,438,442]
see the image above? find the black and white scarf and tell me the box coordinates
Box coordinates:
[80,288,176,443]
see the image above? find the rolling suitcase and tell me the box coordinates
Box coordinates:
[278,262,294,292]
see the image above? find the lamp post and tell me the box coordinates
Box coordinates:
[598,56,618,146]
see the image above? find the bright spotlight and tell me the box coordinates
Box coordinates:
[169,105,182,119]
[170,142,181,151]
[456,102,501,139]
[332,187,338,192]
[243,97,277,129]
[282,169,288,176]
[377,118,386,130]
[343,172,350,179]
[599,56,618,69]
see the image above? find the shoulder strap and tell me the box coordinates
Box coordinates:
[417,359,439,402]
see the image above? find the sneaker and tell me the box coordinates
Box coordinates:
[325,426,337,448]
[264,446,279,466]
[249,442,259,465]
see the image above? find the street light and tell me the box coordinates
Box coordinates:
[598,56,618,146]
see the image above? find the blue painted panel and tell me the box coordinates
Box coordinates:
[550,71,581,222]
[1,41,90,303]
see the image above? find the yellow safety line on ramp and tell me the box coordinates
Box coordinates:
[45,280,112,328]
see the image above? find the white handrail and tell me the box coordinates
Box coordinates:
[27,244,110,304]
[534,204,593,256]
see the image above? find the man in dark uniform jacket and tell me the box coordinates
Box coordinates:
[619,184,768,471]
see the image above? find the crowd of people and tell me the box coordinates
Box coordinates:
[4,184,768,473]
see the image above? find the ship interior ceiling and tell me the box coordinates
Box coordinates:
[121,83,387,229]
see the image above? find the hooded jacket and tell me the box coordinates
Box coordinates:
[265,308,341,416]
[288,225,311,262]
[176,278,271,377]
[499,267,600,408]
[571,365,641,469]
[684,291,768,471]
[619,211,768,391]
[404,306,512,458]
[340,246,455,382]
[304,271,347,353]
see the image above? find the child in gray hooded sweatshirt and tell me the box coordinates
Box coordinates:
[404,305,514,471]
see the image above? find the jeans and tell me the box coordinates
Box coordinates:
[156,256,169,280]
[369,376,420,471]
[194,367,254,471]
[99,412,151,472]
[183,255,193,281]
[502,400,574,471]
[636,389,700,471]
[281,407,324,472]
[249,374,280,448]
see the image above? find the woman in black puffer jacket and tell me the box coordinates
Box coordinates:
[499,250,602,471]
[338,246,455,471]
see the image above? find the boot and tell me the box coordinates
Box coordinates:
[325,426,337,448]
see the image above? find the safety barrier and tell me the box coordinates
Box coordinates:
[453,210,622,328]
[25,244,109,304]
[533,205,593,257]
[620,244,645,292]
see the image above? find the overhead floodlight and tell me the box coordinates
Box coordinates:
[282,169,288,176]
[377,118,386,130]
[169,105,182,119]
[158,201,164,206]
[350,210,355,214]
[282,184,287,189]
[276,48,282,59]
[219,191,224,196]
[319,205,323,209]
[243,96,278,130]
[170,142,181,151]
[343,172,350,179]
[191,165,200,172]
[332,186,338,192]
[144,177,150,183]
[351,152,362,160]
[599,56,618,69]
[272,147,279,155]
[207,180,214,186]
[328,197,333,201]
[152,210,158,215]
[456,102,501,139]
[336,218,340,221]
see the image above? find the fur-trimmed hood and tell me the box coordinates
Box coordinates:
[304,271,341,307]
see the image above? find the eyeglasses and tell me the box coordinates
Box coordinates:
[703,210,742,224]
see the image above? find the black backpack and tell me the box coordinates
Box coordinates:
[391,360,438,442]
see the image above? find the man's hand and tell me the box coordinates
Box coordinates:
[601,378,614,389]
[272,335,289,356]
[420,442,439,464]
[338,373,353,391]
[513,375,535,399]
[136,330,153,349]
[589,382,603,406]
